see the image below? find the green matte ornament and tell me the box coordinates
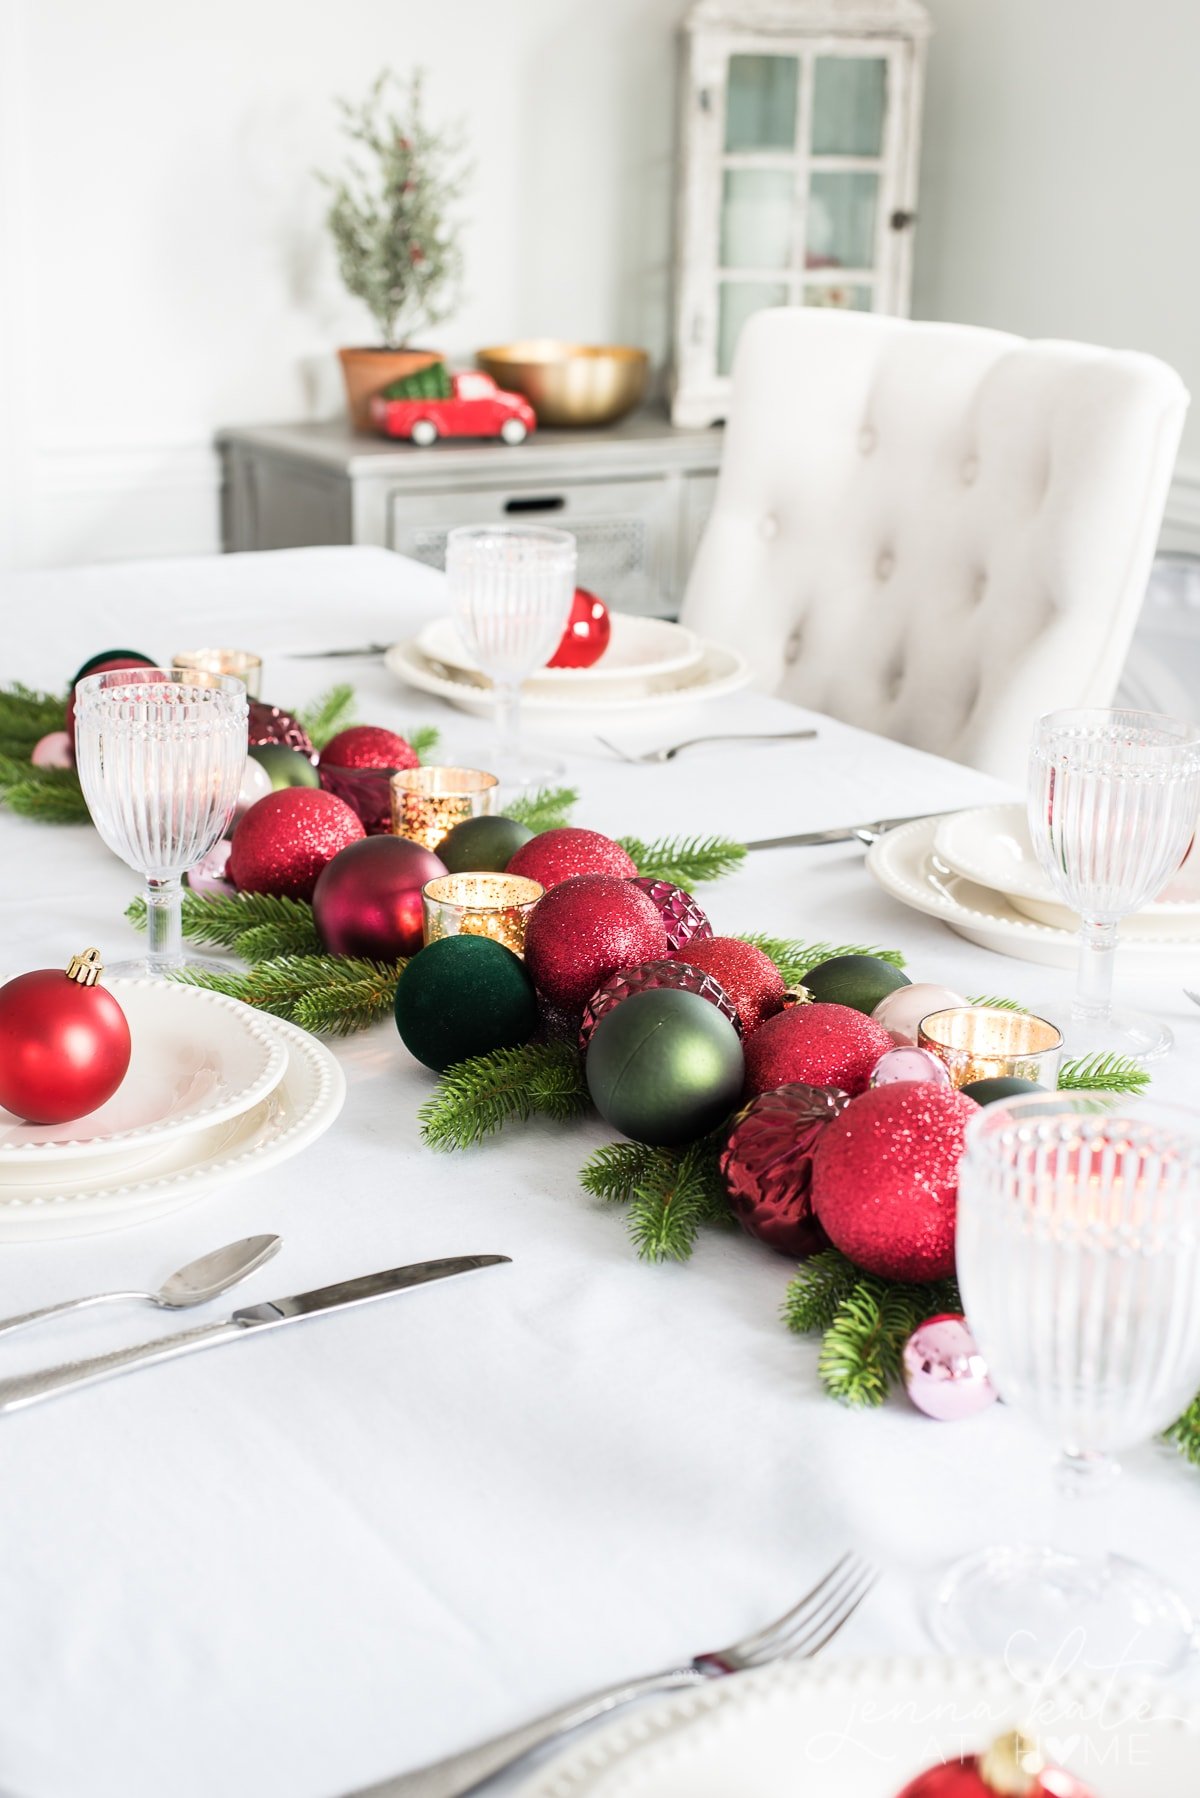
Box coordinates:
[439,814,534,874]
[394,936,538,1072]
[248,743,321,790]
[802,953,910,1016]
[585,987,744,1147]
[960,1075,1044,1106]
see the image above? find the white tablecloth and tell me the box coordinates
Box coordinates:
[2,547,1199,1798]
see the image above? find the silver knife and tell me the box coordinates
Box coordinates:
[745,810,961,850]
[0,1255,510,1416]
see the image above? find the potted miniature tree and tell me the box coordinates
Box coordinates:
[319,69,469,430]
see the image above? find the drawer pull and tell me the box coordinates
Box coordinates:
[504,495,566,515]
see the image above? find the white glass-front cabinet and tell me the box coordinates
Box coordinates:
[670,0,930,426]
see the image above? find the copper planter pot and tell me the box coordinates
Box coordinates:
[338,347,442,432]
[476,340,649,428]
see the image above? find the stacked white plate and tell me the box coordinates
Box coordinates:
[0,980,345,1240]
[385,613,752,721]
[867,802,1200,967]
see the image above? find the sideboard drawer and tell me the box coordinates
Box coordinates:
[388,475,677,616]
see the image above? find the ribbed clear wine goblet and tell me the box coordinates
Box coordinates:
[75,669,248,976]
[933,1093,1200,1670]
[445,524,577,790]
[1028,708,1200,1060]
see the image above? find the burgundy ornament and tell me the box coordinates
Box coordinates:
[312,835,448,961]
[579,958,740,1052]
[720,1083,849,1257]
[626,877,713,954]
[247,698,316,760]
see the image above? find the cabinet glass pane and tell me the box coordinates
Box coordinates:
[806,171,879,271]
[804,283,874,312]
[720,169,794,270]
[725,54,798,152]
[718,281,788,376]
[812,56,887,156]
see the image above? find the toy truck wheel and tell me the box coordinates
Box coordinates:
[500,418,528,445]
[410,419,438,447]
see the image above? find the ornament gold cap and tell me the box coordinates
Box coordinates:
[66,948,104,987]
[979,1732,1045,1795]
[782,984,812,1007]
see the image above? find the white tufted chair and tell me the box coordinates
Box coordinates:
[681,309,1188,784]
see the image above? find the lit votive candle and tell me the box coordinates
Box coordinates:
[391,767,499,850]
[172,648,263,698]
[422,874,544,956]
[917,1006,1063,1092]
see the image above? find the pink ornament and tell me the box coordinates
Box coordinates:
[185,839,235,899]
[872,981,968,1046]
[870,1045,951,1089]
[902,1313,997,1421]
[30,731,74,770]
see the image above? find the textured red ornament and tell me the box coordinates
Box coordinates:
[246,699,316,760]
[319,725,419,771]
[228,788,365,900]
[507,827,638,892]
[744,1001,891,1099]
[579,958,740,1051]
[524,875,667,1007]
[546,588,612,669]
[673,936,785,1038]
[312,835,447,960]
[720,1083,849,1257]
[811,1081,980,1282]
[626,877,713,953]
[0,963,131,1125]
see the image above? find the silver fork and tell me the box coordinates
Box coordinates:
[351,1552,876,1797]
[1186,990,1200,1009]
[598,729,818,764]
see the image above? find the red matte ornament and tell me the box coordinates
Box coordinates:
[546,589,612,669]
[894,1730,1096,1797]
[228,788,365,900]
[524,875,667,1008]
[312,836,448,961]
[319,726,419,771]
[744,1002,891,1098]
[720,1083,849,1257]
[672,936,785,1038]
[579,958,740,1051]
[0,950,132,1126]
[626,877,713,953]
[508,827,638,892]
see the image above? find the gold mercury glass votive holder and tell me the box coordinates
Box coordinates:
[172,648,263,698]
[917,1006,1064,1091]
[391,766,499,850]
[422,874,544,956]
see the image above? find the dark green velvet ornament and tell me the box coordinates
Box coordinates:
[248,743,321,790]
[960,1075,1044,1106]
[801,953,910,1015]
[438,814,534,874]
[394,936,538,1072]
[585,987,744,1147]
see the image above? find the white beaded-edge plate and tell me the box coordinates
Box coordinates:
[417,613,703,686]
[867,817,1200,967]
[0,979,287,1168]
[524,1656,1200,1797]
[385,638,752,718]
[0,1017,344,1239]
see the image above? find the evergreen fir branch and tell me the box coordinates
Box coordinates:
[174,954,405,1034]
[782,1249,864,1334]
[1058,1052,1151,1095]
[233,917,324,962]
[507,786,579,832]
[127,889,318,953]
[0,683,69,757]
[579,1140,661,1205]
[1165,1391,1200,1468]
[618,833,746,887]
[419,1041,589,1150]
[408,724,440,763]
[968,994,1024,1011]
[624,1138,729,1264]
[736,933,906,989]
[297,683,357,749]
[0,762,90,822]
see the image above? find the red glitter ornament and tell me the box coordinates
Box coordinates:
[744,1001,891,1099]
[312,835,447,960]
[247,699,316,759]
[0,951,132,1125]
[811,1080,979,1282]
[895,1731,1095,1798]
[673,936,785,1038]
[720,1083,849,1258]
[524,875,667,1008]
[579,958,739,1051]
[319,725,418,771]
[626,877,713,953]
[507,828,637,892]
[228,788,365,900]
[546,588,612,669]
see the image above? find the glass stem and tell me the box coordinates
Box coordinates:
[1073,917,1118,1024]
[495,680,522,770]
[1051,1448,1118,1562]
[145,876,183,969]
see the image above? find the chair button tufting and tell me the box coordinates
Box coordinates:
[962,454,979,485]
[876,550,895,581]
[859,426,877,455]
[760,513,779,541]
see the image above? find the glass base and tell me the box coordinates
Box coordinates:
[491,749,567,797]
[930,1545,1195,1671]
[107,953,230,981]
[1064,1007,1173,1063]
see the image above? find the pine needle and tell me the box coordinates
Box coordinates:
[127,890,319,954]
[817,1272,961,1408]
[1058,1052,1151,1095]
[968,994,1024,1011]
[618,834,746,886]
[507,786,579,832]
[1165,1391,1200,1468]
[781,1249,864,1333]
[233,918,324,962]
[0,763,90,822]
[408,724,440,762]
[624,1139,729,1263]
[419,1041,589,1150]
[174,953,405,1034]
[296,683,357,749]
[0,683,69,757]
[736,934,906,988]
[579,1140,661,1205]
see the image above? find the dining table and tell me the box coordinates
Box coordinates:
[2,543,1199,1798]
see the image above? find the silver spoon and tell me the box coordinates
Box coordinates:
[0,1235,282,1340]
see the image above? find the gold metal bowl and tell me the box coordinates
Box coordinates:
[476,340,649,428]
